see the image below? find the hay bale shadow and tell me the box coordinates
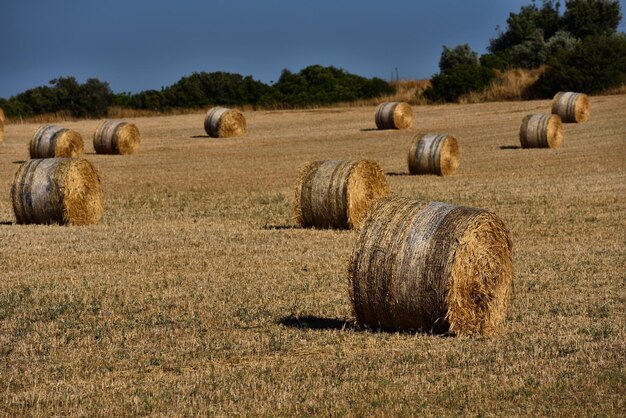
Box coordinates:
[385,172,410,176]
[263,224,299,230]
[0,221,13,225]
[12,160,26,164]
[191,135,210,138]
[360,128,379,132]
[279,315,357,331]
[500,145,521,150]
[278,314,453,336]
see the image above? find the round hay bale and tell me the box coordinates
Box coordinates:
[551,91,589,123]
[375,102,413,130]
[519,114,563,149]
[0,107,5,144]
[294,159,389,230]
[408,133,460,176]
[204,107,246,138]
[348,196,513,336]
[29,125,84,158]
[11,158,103,225]
[93,120,141,155]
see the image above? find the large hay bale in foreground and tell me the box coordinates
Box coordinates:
[294,159,389,230]
[349,196,513,336]
[204,107,246,138]
[0,108,4,143]
[408,133,460,176]
[93,120,141,155]
[11,158,103,225]
[552,91,589,123]
[519,114,563,149]
[29,125,84,158]
[375,102,413,130]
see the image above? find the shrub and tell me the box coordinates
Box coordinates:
[530,33,626,97]
[563,0,622,38]
[425,64,495,102]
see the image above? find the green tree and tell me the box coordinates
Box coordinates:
[424,44,495,102]
[562,0,622,38]
[439,44,479,72]
[530,33,626,96]
[489,0,562,53]
[259,65,392,107]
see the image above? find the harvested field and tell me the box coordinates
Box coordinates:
[0,95,625,416]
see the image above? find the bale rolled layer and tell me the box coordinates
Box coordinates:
[519,114,563,149]
[204,107,246,138]
[552,91,589,123]
[0,108,5,143]
[375,102,413,130]
[294,159,389,230]
[93,120,141,155]
[11,158,103,225]
[348,196,513,336]
[29,125,84,158]
[408,133,460,176]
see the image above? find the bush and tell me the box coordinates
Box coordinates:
[259,65,393,107]
[563,0,622,38]
[424,64,495,102]
[439,44,479,72]
[2,77,113,119]
[530,33,626,97]
[489,1,562,53]
[424,44,496,102]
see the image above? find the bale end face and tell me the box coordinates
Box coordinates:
[445,211,513,335]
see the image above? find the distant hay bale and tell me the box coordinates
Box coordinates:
[294,159,389,230]
[204,107,246,138]
[349,196,514,335]
[519,114,563,149]
[408,133,460,176]
[29,125,84,158]
[0,108,4,143]
[552,91,589,123]
[93,120,141,155]
[11,158,103,225]
[375,102,413,130]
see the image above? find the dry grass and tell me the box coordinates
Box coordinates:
[0,95,625,416]
[459,68,544,104]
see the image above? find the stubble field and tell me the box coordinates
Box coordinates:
[1,95,625,416]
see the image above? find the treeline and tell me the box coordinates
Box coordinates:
[0,65,393,119]
[425,0,626,102]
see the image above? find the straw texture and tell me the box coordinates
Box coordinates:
[29,125,84,158]
[519,114,563,149]
[375,102,413,130]
[11,158,103,225]
[204,107,246,138]
[552,91,589,123]
[408,133,460,176]
[348,196,513,336]
[0,108,4,143]
[93,120,141,155]
[294,159,389,230]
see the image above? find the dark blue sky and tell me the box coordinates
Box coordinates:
[2,0,625,98]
